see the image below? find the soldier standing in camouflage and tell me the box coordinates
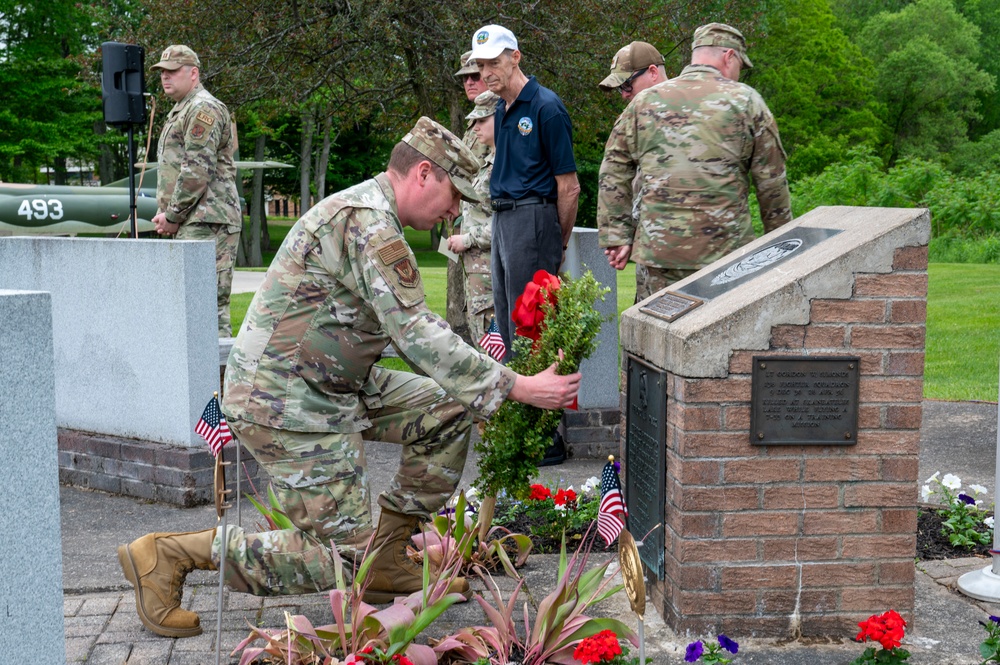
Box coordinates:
[597,24,792,302]
[448,91,500,347]
[150,45,242,337]
[116,117,581,639]
[455,50,490,161]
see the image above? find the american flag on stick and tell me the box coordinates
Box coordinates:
[597,456,628,547]
[478,316,506,362]
[195,393,232,457]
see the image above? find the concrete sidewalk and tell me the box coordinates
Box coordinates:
[61,400,1000,664]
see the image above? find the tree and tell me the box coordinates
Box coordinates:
[858,0,995,163]
[748,0,885,176]
[0,0,109,182]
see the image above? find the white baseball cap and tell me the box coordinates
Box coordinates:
[470,25,518,61]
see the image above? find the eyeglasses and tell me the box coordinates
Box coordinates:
[618,68,646,94]
[463,73,482,83]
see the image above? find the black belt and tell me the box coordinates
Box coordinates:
[490,196,556,211]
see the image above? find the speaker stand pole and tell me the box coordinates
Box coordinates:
[127,124,138,238]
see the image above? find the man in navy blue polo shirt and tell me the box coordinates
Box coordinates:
[471,24,581,363]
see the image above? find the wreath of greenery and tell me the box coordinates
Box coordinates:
[474,270,610,499]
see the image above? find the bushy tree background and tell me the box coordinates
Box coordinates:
[3,0,1000,262]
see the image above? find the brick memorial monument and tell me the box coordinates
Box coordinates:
[619,206,929,637]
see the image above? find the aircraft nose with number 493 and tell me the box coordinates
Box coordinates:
[0,161,290,235]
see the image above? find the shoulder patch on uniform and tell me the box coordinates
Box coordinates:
[195,111,216,126]
[190,124,206,140]
[392,258,420,287]
[377,239,409,266]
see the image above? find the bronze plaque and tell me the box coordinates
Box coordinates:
[625,355,666,579]
[751,356,860,445]
[640,290,703,323]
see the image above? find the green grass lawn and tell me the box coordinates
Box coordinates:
[925,263,1000,401]
[232,248,999,402]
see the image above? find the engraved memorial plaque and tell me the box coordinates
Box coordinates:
[750,356,860,445]
[625,355,666,579]
[678,227,842,301]
[640,291,703,323]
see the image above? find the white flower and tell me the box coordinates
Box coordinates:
[925,471,940,484]
[921,485,932,502]
[582,476,600,493]
[554,503,567,513]
[941,474,962,491]
[985,516,995,529]
[970,484,989,496]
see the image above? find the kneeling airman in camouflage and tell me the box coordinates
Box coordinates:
[117,117,580,638]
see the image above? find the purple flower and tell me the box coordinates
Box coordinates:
[959,493,976,505]
[718,634,739,654]
[991,615,1000,624]
[685,640,704,662]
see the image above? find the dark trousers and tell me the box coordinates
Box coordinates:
[491,201,562,363]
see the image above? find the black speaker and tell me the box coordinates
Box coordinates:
[102,42,146,127]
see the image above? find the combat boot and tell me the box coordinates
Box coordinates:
[362,508,469,604]
[117,528,217,638]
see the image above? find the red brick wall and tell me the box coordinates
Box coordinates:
[647,245,926,637]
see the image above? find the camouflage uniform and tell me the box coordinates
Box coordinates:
[597,63,791,301]
[458,150,495,343]
[220,157,514,595]
[156,82,242,336]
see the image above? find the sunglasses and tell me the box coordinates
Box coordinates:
[618,68,646,93]
[463,73,482,83]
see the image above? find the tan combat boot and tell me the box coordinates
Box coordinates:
[117,528,217,638]
[361,508,469,604]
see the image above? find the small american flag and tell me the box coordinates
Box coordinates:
[195,395,232,457]
[478,317,506,362]
[597,459,628,547]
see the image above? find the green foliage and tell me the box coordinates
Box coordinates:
[979,615,1000,664]
[475,272,610,499]
[792,147,1000,239]
[858,0,995,163]
[505,482,600,545]
[922,472,993,549]
[749,0,884,176]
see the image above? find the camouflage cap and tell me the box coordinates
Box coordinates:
[401,116,483,203]
[466,91,500,123]
[150,45,201,71]
[691,23,753,69]
[454,50,479,77]
[598,41,664,90]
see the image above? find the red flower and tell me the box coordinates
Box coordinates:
[512,270,560,341]
[856,609,906,650]
[391,655,414,665]
[529,484,552,501]
[553,488,577,506]
[573,629,623,663]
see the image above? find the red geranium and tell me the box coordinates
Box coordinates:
[528,484,552,501]
[553,488,577,506]
[856,609,906,650]
[573,629,622,663]
[512,270,561,341]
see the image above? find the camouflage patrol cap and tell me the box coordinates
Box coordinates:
[150,45,201,71]
[401,117,483,203]
[466,91,500,124]
[692,23,753,69]
[454,51,479,77]
[599,41,664,90]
